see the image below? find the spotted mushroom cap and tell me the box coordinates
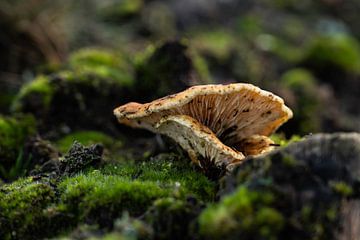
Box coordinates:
[114,83,293,146]
[155,115,245,167]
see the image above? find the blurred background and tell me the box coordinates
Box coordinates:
[1,0,360,139]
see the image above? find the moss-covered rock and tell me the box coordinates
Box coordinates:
[0,178,58,240]
[218,133,360,239]
[0,115,36,180]
[12,51,134,137]
[59,142,103,177]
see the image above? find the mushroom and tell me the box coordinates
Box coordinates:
[114,83,292,168]
[155,115,245,168]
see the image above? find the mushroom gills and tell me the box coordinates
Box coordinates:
[234,135,275,156]
[155,115,245,168]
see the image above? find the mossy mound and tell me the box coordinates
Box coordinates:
[0,147,216,239]
[303,34,360,75]
[101,153,216,202]
[68,48,134,87]
[216,133,360,240]
[12,70,133,138]
[58,172,172,227]
[11,48,134,138]
[0,115,36,180]
[0,178,59,240]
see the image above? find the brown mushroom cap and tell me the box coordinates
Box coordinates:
[114,83,293,146]
[155,115,245,167]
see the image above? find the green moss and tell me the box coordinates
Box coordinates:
[304,34,360,74]
[69,48,133,87]
[330,181,353,196]
[56,131,118,153]
[0,177,56,239]
[100,0,143,21]
[0,115,36,179]
[270,134,302,147]
[192,30,236,62]
[101,153,216,201]
[199,186,284,239]
[255,34,305,63]
[58,171,172,223]
[12,75,54,112]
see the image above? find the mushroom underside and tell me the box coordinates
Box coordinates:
[155,115,274,168]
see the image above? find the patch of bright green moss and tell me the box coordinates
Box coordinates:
[69,48,133,87]
[56,131,117,153]
[58,171,172,223]
[305,34,360,74]
[101,153,216,201]
[0,177,56,239]
[100,0,144,21]
[192,30,236,62]
[330,181,353,197]
[270,134,302,147]
[199,186,284,239]
[12,75,54,112]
